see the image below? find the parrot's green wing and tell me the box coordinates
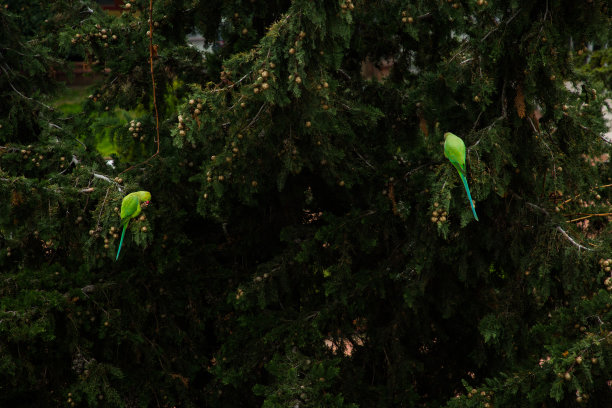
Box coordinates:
[116,192,143,261]
[443,132,478,221]
[443,133,466,173]
[116,191,151,261]
[120,193,141,225]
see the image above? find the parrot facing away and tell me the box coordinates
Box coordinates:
[116,191,151,260]
[443,132,479,221]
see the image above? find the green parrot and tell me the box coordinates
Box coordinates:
[443,132,479,221]
[116,191,151,260]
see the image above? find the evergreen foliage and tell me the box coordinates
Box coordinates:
[1,0,611,407]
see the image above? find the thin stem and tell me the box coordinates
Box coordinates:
[556,226,591,251]
[567,213,612,223]
[512,192,593,251]
[560,183,612,206]
[119,0,161,175]
[149,0,160,156]
[0,64,54,111]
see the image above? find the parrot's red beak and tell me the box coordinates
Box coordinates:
[142,200,151,207]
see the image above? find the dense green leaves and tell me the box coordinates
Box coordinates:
[1,0,612,407]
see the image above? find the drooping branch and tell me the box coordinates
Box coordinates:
[118,0,161,176]
[560,183,612,206]
[567,212,612,223]
[555,226,591,251]
[93,172,122,192]
[512,192,593,251]
[148,0,160,157]
[0,63,54,111]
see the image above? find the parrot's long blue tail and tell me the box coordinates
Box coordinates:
[116,223,128,261]
[459,172,479,221]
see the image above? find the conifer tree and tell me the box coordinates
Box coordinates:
[1,0,611,407]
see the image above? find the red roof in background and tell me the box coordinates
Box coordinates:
[98,0,123,10]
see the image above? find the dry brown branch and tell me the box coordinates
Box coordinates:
[567,213,612,223]
[560,183,612,206]
[118,0,160,175]
[514,83,526,119]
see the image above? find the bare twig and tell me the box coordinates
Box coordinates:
[556,226,591,251]
[526,201,550,216]
[148,0,160,156]
[58,155,80,175]
[96,187,112,229]
[0,64,54,111]
[244,103,267,130]
[499,73,509,119]
[568,213,612,223]
[74,138,87,149]
[93,172,123,192]
[403,162,433,178]
[527,116,539,134]
[0,48,40,57]
[468,77,508,151]
[229,95,245,110]
[560,183,612,206]
[119,0,161,175]
[337,69,351,80]
[482,8,522,42]
[468,114,506,151]
[513,192,593,251]
[471,110,485,132]
[448,40,470,64]
[353,147,375,171]
[577,124,605,141]
[212,72,251,93]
